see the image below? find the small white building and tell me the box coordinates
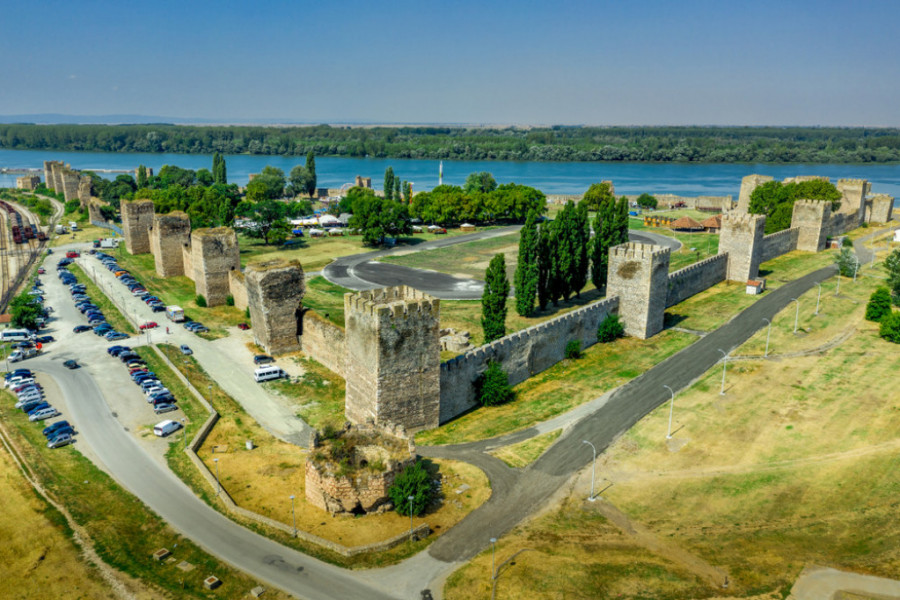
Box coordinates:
[746,279,766,295]
[894,229,900,243]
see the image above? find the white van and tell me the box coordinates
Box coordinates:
[253,365,285,383]
[153,420,182,437]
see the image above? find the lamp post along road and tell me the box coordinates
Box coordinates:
[762,318,771,358]
[663,385,675,439]
[836,272,841,296]
[718,349,727,395]
[408,495,415,542]
[490,537,497,581]
[792,298,800,333]
[213,457,220,496]
[582,440,597,501]
[815,282,822,316]
[289,495,296,537]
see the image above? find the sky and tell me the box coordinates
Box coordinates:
[1,0,899,126]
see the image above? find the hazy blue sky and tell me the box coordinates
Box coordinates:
[2,0,898,125]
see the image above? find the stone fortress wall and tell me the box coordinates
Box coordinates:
[760,228,800,263]
[665,254,728,308]
[300,311,347,377]
[148,211,191,277]
[245,259,305,355]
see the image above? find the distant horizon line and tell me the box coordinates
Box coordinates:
[0,115,898,129]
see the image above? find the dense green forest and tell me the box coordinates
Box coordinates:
[2,124,900,163]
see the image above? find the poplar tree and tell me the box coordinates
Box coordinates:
[571,202,590,297]
[402,181,412,204]
[590,199,614,290]
[384,167,395,200]
[537,221,552,310]
[482,253,510,343]
[136,165,148,189]
[394,178,401,204]
[553,202,576,302]
[213,152,227,184]
[614,196,630,244]
[304,151,316,196]
[514,210,540,316]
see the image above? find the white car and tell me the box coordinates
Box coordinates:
[29,407,60,422]
[153,420,182,437]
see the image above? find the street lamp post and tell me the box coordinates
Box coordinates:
[718,349,727,396]
[815,283,822,316]
[408,495,415,542]
[853,257,859,283]
[181,418,187,448]
[213,458,220,496]
[836,272,841,296]
[792,298,800,333]
[663,384,675,439]
[290,495,296,537]
[582,440,597,501]
[762,319,772,358]
[490,537,497,581]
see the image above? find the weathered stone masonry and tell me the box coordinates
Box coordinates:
[606,243,670,339]
[245,259,305,355]
[665,254,727,308]
[121,199,156,255]
[718,212,765,283]
[190,227,240,307]
[149,211,191,277]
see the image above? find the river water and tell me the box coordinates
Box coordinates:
[2,148,900,201]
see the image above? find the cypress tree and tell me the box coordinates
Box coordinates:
[571,202,590,297]
[402,180,412,203]
[213,152,227,184]
[553,202,575,302]
[537,221,552,310]
[614,196,630,244]
[305,151,316,196]
[384,167,395,200]
[136,165,148,189]
[514,210,540,316]
[482,253,510,343]
[591,198,616,290]
[394,178,401,204]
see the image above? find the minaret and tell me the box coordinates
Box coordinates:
[438,161,443,186]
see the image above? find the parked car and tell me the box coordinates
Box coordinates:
[253,355,274,365]
[106,332,129,341]
[35,336,54,344]
[29,407,60,421]
[140,321,158,330]
[43,420,72,437]
[179,345,193,355]
[153,403,178,415]
[153,420,182,437]
[63,359,80,369]
[73,325,91,333]
[237,323,250,330]
[47,433,75,448]
[37,267,45,274]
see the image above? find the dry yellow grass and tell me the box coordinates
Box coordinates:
[198,422,489,547]
[489,430,562,468]
[445,242,900,599]
[0,445,116,599]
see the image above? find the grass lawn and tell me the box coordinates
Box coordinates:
[489,430,562,468]
[380,231,521,281]
[112,246,246,337]
[266,356,346,431]
[154,344,491,568]
[68,263,137,334]
[0,390,292,600]
[443,251,900,600]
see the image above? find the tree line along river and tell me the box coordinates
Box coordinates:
[2,148,900,204]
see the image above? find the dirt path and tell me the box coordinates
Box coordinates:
[789,565,900,600]
[590,497,728,588]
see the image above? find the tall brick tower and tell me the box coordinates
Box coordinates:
[344,286,440,432]
[718,212,765,282]
[606,243,670,339]
[245,259,305,355]
[121,199,156,255]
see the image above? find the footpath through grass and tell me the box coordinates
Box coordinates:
[444,242,900,600]
[0,390,291,600]
[68,263,137,335]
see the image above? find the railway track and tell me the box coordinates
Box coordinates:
[0,195,61,313]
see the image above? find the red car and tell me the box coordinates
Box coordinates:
[66,251,80,258]
[139,321,158,330]
[237,323,250,330]
[37,267,45,274]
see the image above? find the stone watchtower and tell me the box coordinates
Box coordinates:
[149,211,191,277]
[836,178,869,222]
[737,174,773,213]
[245,259,305,355]
[718,212,765,282]
[190,227,240,306]
[791,200,831,252]
[77,176,92,209]
[344,286,440,432]
[606,243,670,339]
[121,199,156,254]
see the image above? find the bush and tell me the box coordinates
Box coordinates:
[476,361,513,406]
[879,311,900,343]
[388,461,433,517]
[866,287,893,322]
[195,294,207,308]
[835,248,858,277]
[565,340,582,359]
[636,193,658,209]
[841,236,853,248]
[245,307,251,318]
[226,294,235,306]
[597,313,625,342]
[64,199,81,215]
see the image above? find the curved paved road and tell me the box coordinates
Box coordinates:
[323,227,680,300]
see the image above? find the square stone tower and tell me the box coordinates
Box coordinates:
[718,212,765,282]
[867,194,894,224]
[344,286,440,432]
[121,199,156,254]
[606,243,670,339]
[737,174,773,213]
[78,176,92,209]
[190,227,240,306]
[836,178,869,222]
[149,211,191,277]
[791,200,831,252]
[245,259,305,355]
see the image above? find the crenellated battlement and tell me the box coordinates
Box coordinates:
[793,198,830,211]
[837,178,867,187]
[345,286,440,320]
[722,211,765,226]
[609,242,670,261]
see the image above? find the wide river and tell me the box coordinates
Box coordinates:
[2,148,900,202]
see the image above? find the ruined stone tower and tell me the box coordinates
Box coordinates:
[737,174,773,213]
[190,227,240,306]
[245,259,305,355]
[791,200,831,252]
[60,169,80,204]
[867,194,894,224]
[344,286,440,432]
[718,212,765,282]
[121,199,156,254]
[149,211,191,277]
[606,243,670,339]
[77,176,92,209]
[836,178,869,222]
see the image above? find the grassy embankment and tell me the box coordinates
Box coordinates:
[489,430,562,468]
[444,244,900,599]
[68,263,137,335]
[112,246,245,338]
[417,248,837,447]
[149,343,490,568]
[0,390,292,600]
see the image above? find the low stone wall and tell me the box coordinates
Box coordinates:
[665,254,727,308]
[625,194,733,211]
[439,296,619,423]
[301,310,347,377]
[760,228,799,263]
[228,270,249,312]
[829,212,860,237]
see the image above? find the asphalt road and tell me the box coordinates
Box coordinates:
[323,226,680,300]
